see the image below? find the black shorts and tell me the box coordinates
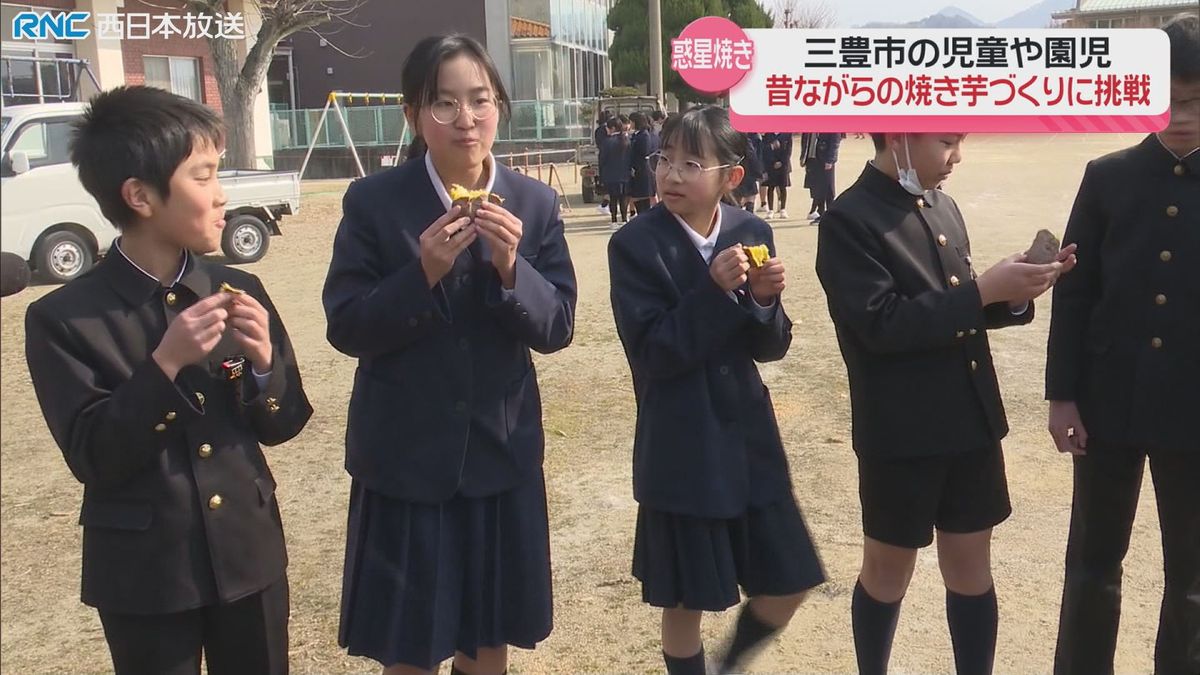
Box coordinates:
[857,444,1011,549]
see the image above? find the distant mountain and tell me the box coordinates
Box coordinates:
[857,1,1076,29]
[935,6,988,26]
[861,10,986,29]
[995,0,1076,28]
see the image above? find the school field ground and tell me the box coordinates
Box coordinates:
[1,133,1167,674]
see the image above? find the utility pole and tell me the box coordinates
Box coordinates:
[648,0,664,104]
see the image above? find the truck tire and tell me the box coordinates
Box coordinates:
[582,181,595,203]
[36,230,93,283]
[222,214,270,264]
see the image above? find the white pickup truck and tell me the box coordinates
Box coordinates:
[1,102,301,284]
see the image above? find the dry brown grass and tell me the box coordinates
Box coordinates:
[2,134,1166,674]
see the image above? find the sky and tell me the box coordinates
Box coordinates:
[809,0,1053,28]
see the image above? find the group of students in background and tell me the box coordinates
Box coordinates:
[20,15,1199,675]
[596,107,851,228]
[595,108,665,226]
[737,131,843,223]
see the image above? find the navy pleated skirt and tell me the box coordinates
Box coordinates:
[338,471,553,669]
[633,497,825,611]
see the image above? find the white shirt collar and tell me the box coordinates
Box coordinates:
[1154,134,1200,161]
[671,205,723,263]
[425,151,498,211]
[114,238,188,286]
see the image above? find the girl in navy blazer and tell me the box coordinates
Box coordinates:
[608,106,825,675]
[323,35,577,675]
[735,132,765,212]
[628,111,660,216]
[761,132,793,220]
[599,117,632,225]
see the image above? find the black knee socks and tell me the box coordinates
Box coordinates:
[663,647,706,675]
[947,586,998,675]
[852,579,903,675]
[718,602,782,674]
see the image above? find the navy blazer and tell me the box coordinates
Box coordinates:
[815,133,841,165]
[629,129,659,199]
[816,163,1034,459]
[762,133,793,174]
[738,134,766,194]
[323,158,577,503]
[609,203,794,518]
[599,133,632,185]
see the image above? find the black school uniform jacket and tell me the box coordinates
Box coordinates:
[1046,135,1200,452]
[323,158,577,503]
[25,252,312,614]
[763,133,793,172]
[816,163,1034,458]
[609,203,794,519]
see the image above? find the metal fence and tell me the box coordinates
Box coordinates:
[269,99,594,151]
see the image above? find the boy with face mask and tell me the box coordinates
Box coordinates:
[1047,15,1200,675]
[816,133,1078,674]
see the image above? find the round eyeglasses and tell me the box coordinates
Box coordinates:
[648,152,741,182]
[430,97,499,125]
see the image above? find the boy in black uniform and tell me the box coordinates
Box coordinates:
[24,86,312,675]
[1047,15,1200,675]
[817,132,1076,674]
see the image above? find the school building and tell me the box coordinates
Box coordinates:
[1052,0,1199,29]
[275,0,613,110]
[3,0,284,168]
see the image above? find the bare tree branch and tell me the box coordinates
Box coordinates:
[136,0,367,168]
[305,27,369,59]
[773,0,837,28]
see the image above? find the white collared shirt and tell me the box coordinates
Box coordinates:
[422,149,522,299]
[425,150,498,210]
[670,205,775,313]
[670,207,723,264]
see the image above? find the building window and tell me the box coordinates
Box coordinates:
[1,3,79,105]
[144,55,202,101]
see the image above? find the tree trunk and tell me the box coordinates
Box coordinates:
[207,18,277,169]
[223,90,258,169]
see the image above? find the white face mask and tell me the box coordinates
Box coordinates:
[891,135,926,196]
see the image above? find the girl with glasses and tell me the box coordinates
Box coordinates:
[608,106,825,675]
[324,34,577,675]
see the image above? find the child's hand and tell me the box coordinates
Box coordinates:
[474,201,524,289]
[749,258,786,305]
[419,206,477,288]
[1048,400,1088,456]
[976,253,1064,306]
[152,292,232,380]
[228,293,273,373]
[710,244,750,292]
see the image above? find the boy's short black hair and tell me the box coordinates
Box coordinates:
[70,86,224,229]
[651,110,666,122]
[870,133,887,152]
[1164,13,1200,82]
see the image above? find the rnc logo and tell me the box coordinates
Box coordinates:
[11,11,91,40]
